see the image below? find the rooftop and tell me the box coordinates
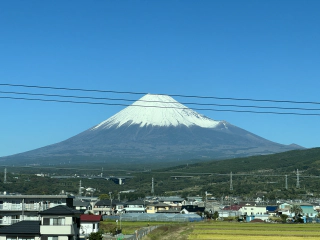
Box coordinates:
[80,214,102,222]
[40,205,81,216]
[0,221,40,235]
[0,194,71,198]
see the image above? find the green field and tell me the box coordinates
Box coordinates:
[100,219,184,235]
[188,222,320,240]
[100,220,320,240]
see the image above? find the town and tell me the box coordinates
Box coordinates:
[0,185,319,239]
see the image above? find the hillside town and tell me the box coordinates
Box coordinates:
[0,191,319,239]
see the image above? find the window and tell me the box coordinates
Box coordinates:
[43,217,65,225]
[51,217,65,225]
[43,218,50,225]
[48,237,58,240]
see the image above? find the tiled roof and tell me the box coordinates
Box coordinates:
[40,205,81,216]
[223,205,242,211]
[159,197,184,202]
[95,199,123,206]
[157,209,181,213]
[181,205,205,212]
[80,214,102,222]
[0,221,40,234]
[73,199,91,207]
[125,200,145,205]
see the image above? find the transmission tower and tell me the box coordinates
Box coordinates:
[285,175,288,190]
[296,169,300,189]
[230,172,233,191]
[151,177,154,195]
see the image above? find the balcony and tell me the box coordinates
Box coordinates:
[40,225,74,235]
[0,203,60,211]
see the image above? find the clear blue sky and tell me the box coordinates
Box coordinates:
[1,0,320,157]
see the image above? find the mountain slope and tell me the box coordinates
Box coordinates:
[2,94,302,163]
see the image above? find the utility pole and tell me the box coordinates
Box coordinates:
[4,168,7,184]
[285,175,288,190]
[151,177,154,195]
[230,172,233,191]
[109,192,113,215]
[205,191,207,209]
[296,169,300,189]
[79,180,82,196]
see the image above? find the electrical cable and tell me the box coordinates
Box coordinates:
[1,90,320,111]
[1,83,320,105]
[1,96,320,116]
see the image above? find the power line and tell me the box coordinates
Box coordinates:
[1,90,320,112]
[3,165,319,179]
[1,83,320,105]
[1,95,320,116]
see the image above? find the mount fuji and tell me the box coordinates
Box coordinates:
[3,94,302,163]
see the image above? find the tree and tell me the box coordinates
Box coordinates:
[280,214,288,223]
[88,231,102,240]
[212,211,219,220]
[98,194,109,200]
[291,204,303,222]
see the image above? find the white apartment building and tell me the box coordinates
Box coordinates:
[0,194,73,226]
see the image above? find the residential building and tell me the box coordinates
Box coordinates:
[146,202,180,214]
[240,204,267,216]
[0,221,41,240]
[124,200,145,213]
[40,205,81,239]
[73,199,92,213]
[0,205,81,240]
[80,214,102,238]
[92,200,124,215]
[181,205,205,215]
[158,197,184,207]
[297,203,317,218]
[0,194,73,226]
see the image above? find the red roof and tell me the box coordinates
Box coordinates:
[223,205,242,211]
[80,214,102,222]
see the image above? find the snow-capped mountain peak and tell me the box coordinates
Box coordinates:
[92,94,221,129]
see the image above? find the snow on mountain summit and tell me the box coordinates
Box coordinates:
[92,94,221,129]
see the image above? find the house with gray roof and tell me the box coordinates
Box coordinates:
[0,221,41,240]
[73,199,92,213]
[0,205,81,240]
[124,200,145,213]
